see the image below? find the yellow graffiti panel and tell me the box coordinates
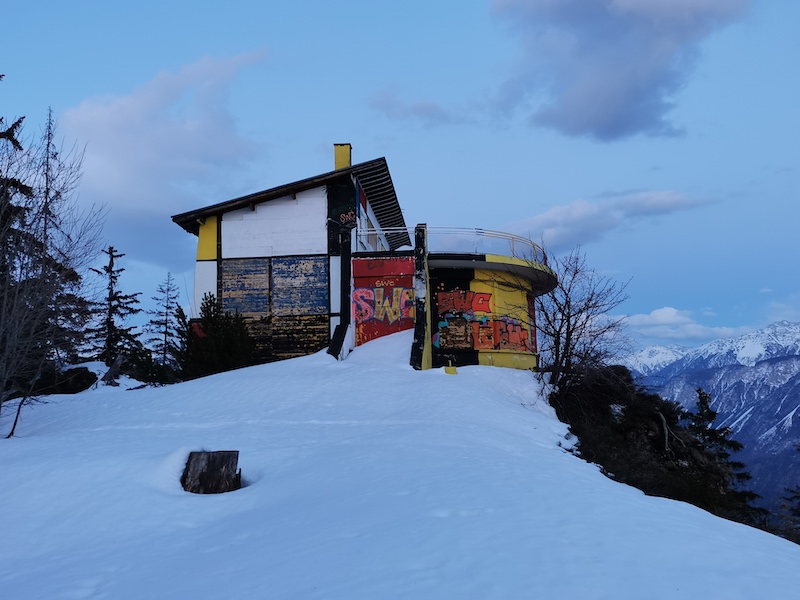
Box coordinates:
[472,269,530,325]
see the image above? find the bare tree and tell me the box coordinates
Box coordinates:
[536,247,628,389]
[1,107,103,436]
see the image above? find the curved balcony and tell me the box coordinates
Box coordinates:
[355,225,557,294]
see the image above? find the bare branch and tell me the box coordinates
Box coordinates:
[536,247,629,389]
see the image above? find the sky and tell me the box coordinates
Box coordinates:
[2,0,798,349]
[3,330,800,598]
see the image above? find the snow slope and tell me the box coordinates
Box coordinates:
[2,331,800,599]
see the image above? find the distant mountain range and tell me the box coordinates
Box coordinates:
[623,321,800,511]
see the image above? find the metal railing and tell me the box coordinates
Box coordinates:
[354,226,548,265]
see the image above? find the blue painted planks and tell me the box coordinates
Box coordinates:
[271,256,329,316]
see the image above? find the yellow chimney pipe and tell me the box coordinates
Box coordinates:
[334,143,352,170]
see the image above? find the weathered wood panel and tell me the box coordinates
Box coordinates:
[246,316,274,362]
[216,255,331,362]
[271,256,329,316]
[271,315,330,358]
[220,258,270,317]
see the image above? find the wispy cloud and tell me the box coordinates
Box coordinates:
[61,52,266,270]
[492,0,751,140]
[509,189,707,252]
[626,306,749,341]
[369,87,467,128]
[767,295,800,323]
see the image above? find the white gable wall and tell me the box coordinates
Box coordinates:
[221,187,328,258]
[192,261,218,318]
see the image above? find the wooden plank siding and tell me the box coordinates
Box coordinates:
[220,258,271,317]
[271,257,329,316]
[219,256,330,362]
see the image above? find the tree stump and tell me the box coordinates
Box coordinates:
[181,451,242,494]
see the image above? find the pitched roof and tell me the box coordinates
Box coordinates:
[171,157,410,248]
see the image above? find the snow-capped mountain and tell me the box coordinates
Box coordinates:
[624,345,688,376]
[627,321,800,510]
[638,321,800,381]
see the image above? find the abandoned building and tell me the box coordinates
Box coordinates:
[171,144,557,370]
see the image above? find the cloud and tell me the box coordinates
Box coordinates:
[492,0,751,140]
[509,189,707,252]
[369,87,466,128]
[61,52,266,270]
[767,295,800,323]
[626,306,748,341]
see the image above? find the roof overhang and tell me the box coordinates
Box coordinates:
[171,157,410,248]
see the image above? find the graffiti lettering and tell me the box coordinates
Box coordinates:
[339,210,356,225]
[353,288,375,321]
[492,319,530,352]
[437,290,492,314]
[353,287,415,324]
[436,316,530,352]
[373,279,396,288]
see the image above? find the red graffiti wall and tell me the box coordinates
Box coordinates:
[352,256,416,345]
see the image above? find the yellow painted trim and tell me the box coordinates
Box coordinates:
[196,216,218,260]
[478,351,538,370]
[485,254,530,268]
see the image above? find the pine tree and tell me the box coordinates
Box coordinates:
[170,305,191,373]
[681,388,761,521]
[181,293,253,379]
[145,273,182,367]
[87,246,143,367]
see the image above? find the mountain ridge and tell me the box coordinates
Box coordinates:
[623,321,800,510]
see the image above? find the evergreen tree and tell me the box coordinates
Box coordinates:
[1,94,100,432]
[180,293,253,379]
[86,246,143,367]
[548,369,763,526]
[169,305,191,374]
[145,272,182,367]
[682,389,753,484]
[679,388,761,521]
[0,75,25,154]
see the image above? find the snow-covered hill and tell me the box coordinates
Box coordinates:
[2,331,800,599]
[626,321,800,510]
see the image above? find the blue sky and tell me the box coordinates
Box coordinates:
[3,0,798,349]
